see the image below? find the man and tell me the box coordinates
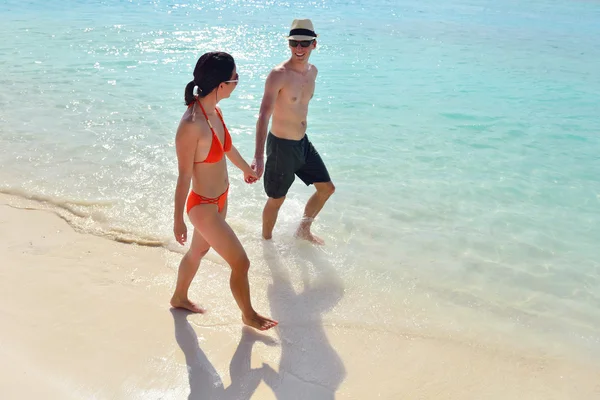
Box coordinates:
[251,19,335,245]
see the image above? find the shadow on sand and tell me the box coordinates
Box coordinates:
[261,241,347,399]
[171,308,277,400]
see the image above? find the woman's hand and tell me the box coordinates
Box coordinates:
[174,219,188,245]
[244,168,259,184]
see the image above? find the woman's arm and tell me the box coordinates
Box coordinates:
[217,106,258,183]
[173,121,198,244]
[226,144,253,174]
[226,145,258,183]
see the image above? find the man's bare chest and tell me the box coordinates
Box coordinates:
[282,74,315,104]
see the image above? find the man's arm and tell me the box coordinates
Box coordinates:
[252,68,285,178]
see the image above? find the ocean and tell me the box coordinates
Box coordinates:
[1,0,599,365]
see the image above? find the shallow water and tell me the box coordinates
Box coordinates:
[1,0,599,363]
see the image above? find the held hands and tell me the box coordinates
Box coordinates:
[251,157,264,179]
[244,167,259,184]
[174,219,187,245]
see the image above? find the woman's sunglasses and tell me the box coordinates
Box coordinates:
[289,39,314,48]
[224,73,239,84]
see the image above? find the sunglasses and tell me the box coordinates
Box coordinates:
[224,73,239,84]
[289,40,314,48]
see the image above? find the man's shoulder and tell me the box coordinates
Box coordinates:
[270,62,289,76]
[272,61,318,77]
[266,64,289,87]
[269,65,286,75]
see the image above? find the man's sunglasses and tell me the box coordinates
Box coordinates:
[289,39,314,48]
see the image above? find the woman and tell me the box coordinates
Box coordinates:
[171,52,277,331]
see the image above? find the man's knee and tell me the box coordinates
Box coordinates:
[266,196,286,210]
[317,181,335,198]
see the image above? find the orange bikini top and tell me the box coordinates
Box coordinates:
[190,99,232,164]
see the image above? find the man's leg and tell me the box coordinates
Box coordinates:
[262,196,286,240]
[296,181,335,244]
[262,134,295,240]
[295,136,334,244]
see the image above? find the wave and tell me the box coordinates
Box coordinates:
[0,187,178,250]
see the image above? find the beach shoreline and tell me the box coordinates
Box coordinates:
[1,193,599,399]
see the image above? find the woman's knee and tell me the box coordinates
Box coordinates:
[231,254,250,274]
[188,246,210,264]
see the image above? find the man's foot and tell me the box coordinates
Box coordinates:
[170,295,205,313]
[262,232,273,240]
[242,312,278,331]
[295,228,325,245]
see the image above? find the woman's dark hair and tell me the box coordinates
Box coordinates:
[184,52,235,105]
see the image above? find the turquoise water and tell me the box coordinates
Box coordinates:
[1,0,600,361]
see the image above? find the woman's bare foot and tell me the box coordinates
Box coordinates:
[295,228,325,245]
[170,295,205,313]
[242,312,278,331]
[241,326,278,346]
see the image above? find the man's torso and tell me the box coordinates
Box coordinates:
[270,63,317,141]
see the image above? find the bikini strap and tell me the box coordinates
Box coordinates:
[215,107,231,150]
[215,107,225,125]
[196,99,215,131]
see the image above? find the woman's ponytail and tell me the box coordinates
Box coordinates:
[184,80,196,106]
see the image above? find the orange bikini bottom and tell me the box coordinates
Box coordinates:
[186,186,229,214]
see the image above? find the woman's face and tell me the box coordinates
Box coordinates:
[219,66,238,99]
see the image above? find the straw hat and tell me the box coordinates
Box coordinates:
[287,19,318,41]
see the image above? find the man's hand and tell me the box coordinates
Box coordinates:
[251,157,265,179]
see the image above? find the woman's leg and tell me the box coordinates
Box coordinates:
[170,228,211,313]
[188,203,277,331]
[170,196,227,313]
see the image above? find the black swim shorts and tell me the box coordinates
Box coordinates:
[264,132,331,199]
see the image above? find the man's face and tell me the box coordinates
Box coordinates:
[288,39,316,61]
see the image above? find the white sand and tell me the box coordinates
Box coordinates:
[1,193,599,399]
